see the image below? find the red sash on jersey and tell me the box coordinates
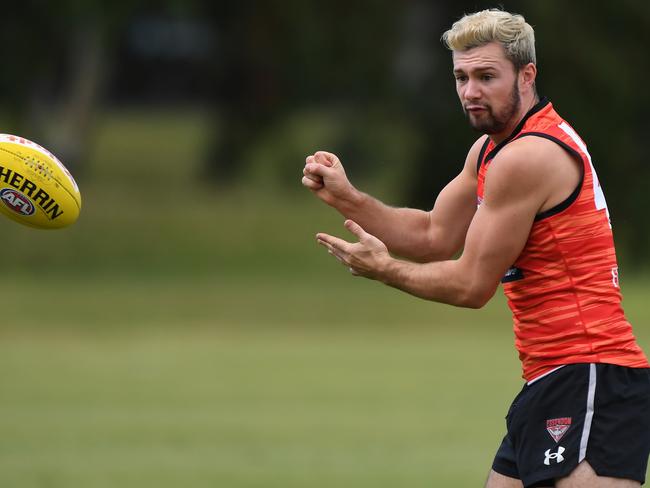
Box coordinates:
[476,99,649,381]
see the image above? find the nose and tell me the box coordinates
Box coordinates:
[463,78,481,101]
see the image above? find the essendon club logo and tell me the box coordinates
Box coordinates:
[546,417,572,443]
[0,188,35,216]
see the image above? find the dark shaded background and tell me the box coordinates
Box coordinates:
[1,0,649,263]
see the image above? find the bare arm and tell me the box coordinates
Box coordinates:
[316,138,573,308]
[302,137,487,262]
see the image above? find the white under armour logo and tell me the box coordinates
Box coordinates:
[544,446,565,465]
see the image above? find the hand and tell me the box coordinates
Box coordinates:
[302,151,355,207]
[317,220,391,280]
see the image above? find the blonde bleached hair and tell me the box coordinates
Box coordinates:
[442,9,536,70]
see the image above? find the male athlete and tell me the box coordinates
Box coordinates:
[301,9,650,488]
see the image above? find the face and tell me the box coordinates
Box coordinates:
[453,42,521,135]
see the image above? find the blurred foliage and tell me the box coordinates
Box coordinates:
[0,0,648,262]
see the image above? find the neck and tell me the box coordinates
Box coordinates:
[489,94,540,145]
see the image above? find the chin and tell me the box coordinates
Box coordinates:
[470,122,496,134]
[469,117,506,134]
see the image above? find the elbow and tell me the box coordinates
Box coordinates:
[412,227,461,263]
[456,284,495,309]
[461,296,490,309]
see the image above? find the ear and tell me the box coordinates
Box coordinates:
[520,62,537,92]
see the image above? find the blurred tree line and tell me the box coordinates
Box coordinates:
[1,0,648,262]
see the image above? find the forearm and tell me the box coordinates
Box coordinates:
[332,189,442,261]
[379,258,495,309]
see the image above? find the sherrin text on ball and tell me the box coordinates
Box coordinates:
[0,134,81,229]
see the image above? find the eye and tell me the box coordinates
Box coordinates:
[455,75,468,82]
[481,74,494,81]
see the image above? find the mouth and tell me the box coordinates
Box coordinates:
[465,105,488,113]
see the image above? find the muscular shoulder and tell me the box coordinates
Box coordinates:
[500,136,576,170]
[489,137,552,183]
[485,136,581,211]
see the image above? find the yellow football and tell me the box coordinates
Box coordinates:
[0,134,81,229]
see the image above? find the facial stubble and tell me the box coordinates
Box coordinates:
[465,78,521,135]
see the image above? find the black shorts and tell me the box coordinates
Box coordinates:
[492,363,650,487]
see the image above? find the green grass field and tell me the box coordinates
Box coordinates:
[0,282,518,488]
[0,108,648,487]
[1,276,648,488]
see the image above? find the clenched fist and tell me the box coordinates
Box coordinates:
[302,151,356,208]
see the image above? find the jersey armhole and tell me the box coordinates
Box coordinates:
[476,137,491,173]
[516,132,585,222]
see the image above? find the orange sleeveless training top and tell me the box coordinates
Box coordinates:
[476,98,648,381]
